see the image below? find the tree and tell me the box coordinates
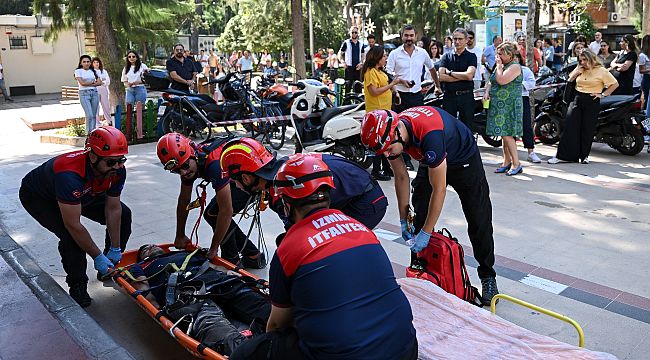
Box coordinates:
[33,0,189,110]
[645,0,650,35]
[291,0,306,78]
[0,0,33,15]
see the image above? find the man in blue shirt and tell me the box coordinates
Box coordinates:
[481,35,502,74]
[552,38,565,72]
[19,127,132,307]
[230,154,417,360]
[166,43,197,91]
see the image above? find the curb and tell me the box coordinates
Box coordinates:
[0,226,135,360]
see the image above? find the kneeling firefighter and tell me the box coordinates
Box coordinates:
[220,137,388,230]
[229,153,417,360]
[156,133,265,268]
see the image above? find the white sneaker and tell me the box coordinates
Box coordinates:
[581,157,590,164]
[547,157,567,164]
[527,152,542,163]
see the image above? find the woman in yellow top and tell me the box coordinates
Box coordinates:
[548,49,618,164]
[362,46,403,180]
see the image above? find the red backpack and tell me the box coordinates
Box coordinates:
[406,228,482,306]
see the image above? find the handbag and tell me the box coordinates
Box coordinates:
[562,80,577,104]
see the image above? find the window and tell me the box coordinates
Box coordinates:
[9,35,28,50]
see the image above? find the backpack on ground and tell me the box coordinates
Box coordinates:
[406,228,483,306]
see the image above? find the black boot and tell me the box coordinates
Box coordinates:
[241,253,267,269]
[69,282,92,308]
[480,277,499,306]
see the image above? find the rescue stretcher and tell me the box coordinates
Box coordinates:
[112,243,266,360]
[112,245,617,360]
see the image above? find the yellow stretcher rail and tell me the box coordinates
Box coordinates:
[490,293,585,348]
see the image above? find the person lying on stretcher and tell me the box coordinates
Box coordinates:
[128,244,271,356]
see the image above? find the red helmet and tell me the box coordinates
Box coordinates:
[220,138,275,178]
[156,133,195,171]
[360,110,400,154]
[274,153,335,199]
[85,126,128,157]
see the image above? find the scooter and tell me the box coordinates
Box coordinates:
[289,79,372,168]
[534,84,647,155]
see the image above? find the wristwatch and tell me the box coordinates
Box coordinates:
[601,93,607,97]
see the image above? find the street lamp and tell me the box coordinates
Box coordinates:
[353,3,370,41]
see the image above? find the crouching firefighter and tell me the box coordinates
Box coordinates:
[220,137,388,230]
[360,107,499,305]
[229,154,417,360]
[156,133,265,268]
[129,244,271,356]
[19,126,132,307]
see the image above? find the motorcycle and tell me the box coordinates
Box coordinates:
[289,79,372,168]
[159,72,286,149]
[255,74,297,115]
[534,83,647,155]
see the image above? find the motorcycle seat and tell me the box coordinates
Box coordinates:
[320,104,362,124]
[600,94,640,109]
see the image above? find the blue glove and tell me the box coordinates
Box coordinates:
[94,254,114,276]
[106,247,122,265]
[410,229,431,253]
[400,219,414,242]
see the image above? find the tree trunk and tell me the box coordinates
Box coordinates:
[91,0,124,113]
[291,0,306,78]
[190,0,202,54]
[375,17,384,44]
[527,0,536,118]
[641,0,650,34]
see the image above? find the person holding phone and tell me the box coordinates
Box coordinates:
[549,49,618,164]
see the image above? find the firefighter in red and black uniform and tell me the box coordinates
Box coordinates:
[220,137,387,230]
[19,126,132,307]
[156,133,265,268]
[361,106,499,305]
[230,154,416,360]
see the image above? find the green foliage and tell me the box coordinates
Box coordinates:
[0,0,33,15]
[573,12,597,39]
[65,119,86,137]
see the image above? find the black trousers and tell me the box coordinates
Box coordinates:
[203,183,260,261]
[230,327,418,360]
[522,96,534,149]
[393,91,425,165]
[372,155,391,173]
[344,66,361,94]
[19,185,132,286]
[411,151,496,279]
[338,181,388,230]
[442,91,475,127]
[556,92,599,162]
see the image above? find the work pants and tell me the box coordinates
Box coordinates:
[411,150,496,279]
[19,185,131,287]
[441,91,474,127]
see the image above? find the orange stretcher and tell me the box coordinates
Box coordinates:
[111,243,267,359]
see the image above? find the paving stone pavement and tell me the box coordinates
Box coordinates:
[1,99,649,359]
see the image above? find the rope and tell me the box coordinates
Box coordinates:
[189,181,209,246]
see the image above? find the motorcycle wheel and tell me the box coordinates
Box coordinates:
[612,124,644,155]
[533,118,561,145]
[161,111,211,139]
[264,106,287,150]
[481,134,502,147]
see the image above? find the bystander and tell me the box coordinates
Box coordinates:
[0,62,13,102]
[438,28,476,126]
[338,26,366,93]
[166,44,197,92]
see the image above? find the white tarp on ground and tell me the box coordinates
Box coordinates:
[398,278,618,360]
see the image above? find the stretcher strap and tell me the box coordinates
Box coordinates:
[117,250,199,283]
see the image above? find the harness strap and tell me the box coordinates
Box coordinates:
[273,170,333,188]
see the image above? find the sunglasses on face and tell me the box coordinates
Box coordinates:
[128,55,136,58]
[351,32,358,34]
[104,156,127,167]
[601,45,607,47]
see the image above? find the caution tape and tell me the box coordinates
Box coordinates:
[212,114,292,126]
[530,83,564,91]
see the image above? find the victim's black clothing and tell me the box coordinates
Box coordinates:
[411,150,496,279]
[555,92,600,162]
[19,186,131,286]
[203,183,260,262]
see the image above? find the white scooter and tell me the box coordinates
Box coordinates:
[289,79,372,168]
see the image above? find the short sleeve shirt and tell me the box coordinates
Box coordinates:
[439,49,476,92]
[363,68,392,112]
[166,57,196,90]
[613,50,638,92]
[74,68,97,90]
[400,106,477,167]
[553,45,564,65]
[575,66,618,94]
[482,45,497,69]
[21,150,126,205]
[269,208,415,359]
